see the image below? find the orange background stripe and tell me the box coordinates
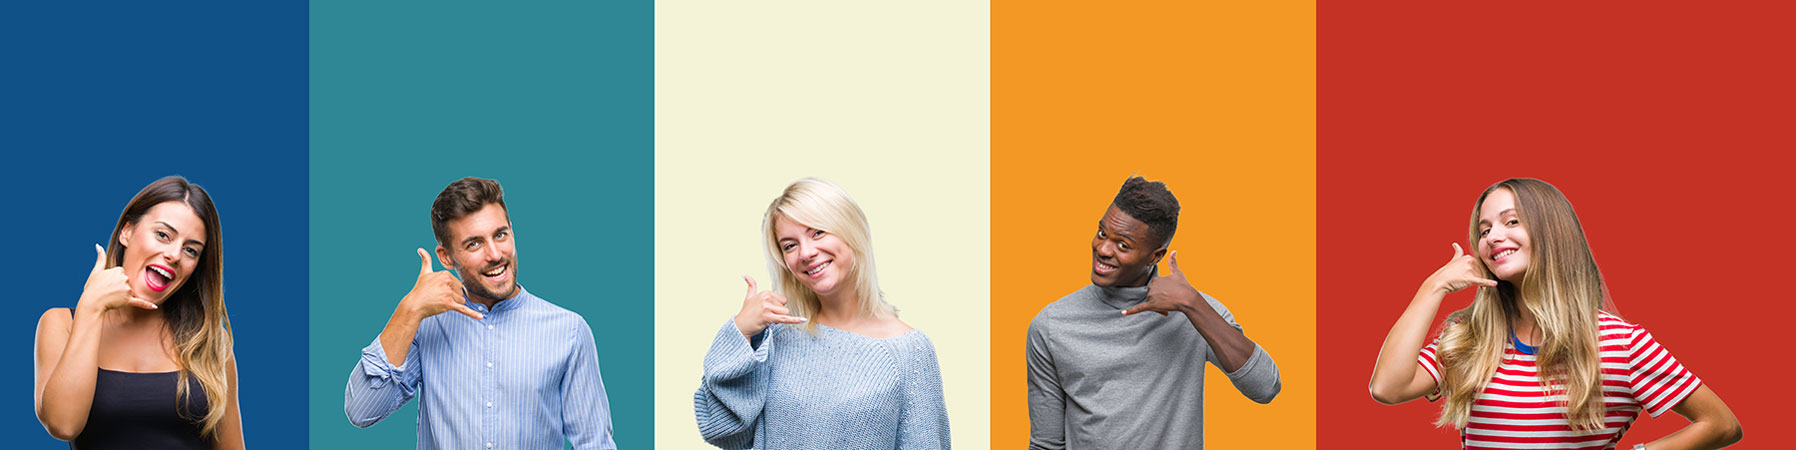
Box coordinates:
[992,0,1316,447]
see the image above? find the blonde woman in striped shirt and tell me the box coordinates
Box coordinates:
[1369,178,1741,450]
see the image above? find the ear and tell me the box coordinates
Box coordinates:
[118,222,135,248]
[435,245,456,270]
[1149,246,1169,266]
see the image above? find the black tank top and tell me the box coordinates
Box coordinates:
[72,368,209,449]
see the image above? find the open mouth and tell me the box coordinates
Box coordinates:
[145,264,174,292]
[1492,248,1518,262]
[481,262,510,282]
[1094,259,1118,275]
[803,261,831,278]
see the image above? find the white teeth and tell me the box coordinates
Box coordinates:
[484,265,506,277]
[805,261,830,275]
[1496,249,1517,259]
[149,266,172,278]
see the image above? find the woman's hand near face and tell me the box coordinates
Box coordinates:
[1369,243,1498,405]
[1424,243,1499,295]
[735,276,805,339]
[77,244,159,315]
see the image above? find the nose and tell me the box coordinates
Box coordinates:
[1096,240,1115,259]
[800,241,821,260]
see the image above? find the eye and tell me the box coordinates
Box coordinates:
[466,241,481,251]
[811,229,825,239]
[1507,219,1520,227]
[495,230,509,240]
[1119,242,1131,250]
[1097,229,1107,238]
[183,247,201,258]
[781,242,797,252]
[1478,228,1490,238]
[156,231,171,242]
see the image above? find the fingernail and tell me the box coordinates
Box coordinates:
[796,317,808,322]
[95,243,104,253]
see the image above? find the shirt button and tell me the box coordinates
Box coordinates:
[486,362,494,368]
[486,401,494,408]
[488,324,494,330]
[485,443,493,449]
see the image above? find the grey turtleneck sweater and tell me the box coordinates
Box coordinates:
[1025,281,1281,450]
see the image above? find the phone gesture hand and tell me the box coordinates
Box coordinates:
[78,244,158,314]
[402,248,484,321]
[734,276,806,339]
[1428,243,1500,295]
[1124,250,1200,317]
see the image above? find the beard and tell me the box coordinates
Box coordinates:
[455,257,519,303]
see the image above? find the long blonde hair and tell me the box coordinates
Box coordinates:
[761,178,894,334]
[107,176,232,436]
[1434,178,1612,431]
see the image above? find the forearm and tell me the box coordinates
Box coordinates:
[1644,420,1743,450]
[377,306,421,367]
[38,307,107,440]
[1369,286,1446,399]
[1178,302,1255,372]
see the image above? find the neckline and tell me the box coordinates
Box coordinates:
[1508,328,1538,355]
[812,322,920,341]
[98,367,180,375]
[1094,267,1158,310]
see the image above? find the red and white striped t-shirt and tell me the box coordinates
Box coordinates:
[1417,311,1702,450]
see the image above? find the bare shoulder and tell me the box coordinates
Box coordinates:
[36,308,72,334]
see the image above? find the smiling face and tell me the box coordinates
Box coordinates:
[436,203,519,303]
[118,201,207,304]
[1477,187,1531,283]
[1091,204,1164,287]
[774,215,856,298]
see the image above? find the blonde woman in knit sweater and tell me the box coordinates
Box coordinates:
[694,177,950,450]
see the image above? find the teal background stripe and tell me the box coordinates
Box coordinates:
[307,1,653,448]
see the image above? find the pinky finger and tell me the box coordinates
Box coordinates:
[771,314,807,324]
[128,298,160,310]
[452,304,486,321]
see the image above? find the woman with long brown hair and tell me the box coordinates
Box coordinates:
[34,176,242,449]
[1369,178,1741,449]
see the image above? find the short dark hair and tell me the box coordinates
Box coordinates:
[1111,176,1179,248]
[431,177,508,246]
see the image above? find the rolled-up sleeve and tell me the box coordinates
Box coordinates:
[693,319,773,450]
[344,335,423,428]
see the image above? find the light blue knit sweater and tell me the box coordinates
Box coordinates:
[694,319,951,449]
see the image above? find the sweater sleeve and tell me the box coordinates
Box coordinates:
[693,319,773,449]
[1025,314,1066,450]
[1200,292,1281,404]
[895,332,951,450]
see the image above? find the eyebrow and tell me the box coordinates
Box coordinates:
[1477,208,1517,226]
[1098,221,1137,243]
[157,221,206,247]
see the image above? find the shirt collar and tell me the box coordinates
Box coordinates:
[465,285,530,314]
[1095,267,1157,310]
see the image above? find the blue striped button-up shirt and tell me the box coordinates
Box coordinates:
[346,286,616,449]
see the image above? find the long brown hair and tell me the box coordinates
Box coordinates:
[105,176,232,436]
[1434,178,1611,431]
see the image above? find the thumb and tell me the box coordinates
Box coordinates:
[1167,250,1182,274]
[93,243,109,271]
[1451,242,1464,259]
[418,248,434,276]
[743,276,758,298]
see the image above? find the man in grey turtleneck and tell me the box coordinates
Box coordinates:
[1026,176,1281,449]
